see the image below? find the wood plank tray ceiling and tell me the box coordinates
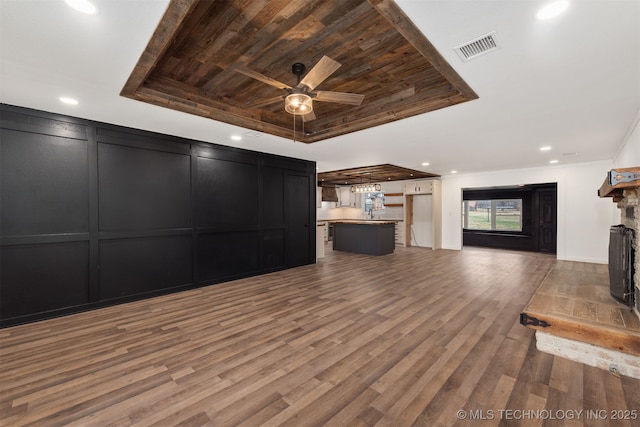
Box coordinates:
[318,164,439,186]
[121,0,478,143]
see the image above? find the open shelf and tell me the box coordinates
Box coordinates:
[385,192,403,207]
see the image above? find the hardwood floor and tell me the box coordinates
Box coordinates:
[1,246,638,426]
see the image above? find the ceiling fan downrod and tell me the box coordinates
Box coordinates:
[291,63,306,86]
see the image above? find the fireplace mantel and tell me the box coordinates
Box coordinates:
[598,166,640,201]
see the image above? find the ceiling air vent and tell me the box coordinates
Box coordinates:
[454,31,500,61]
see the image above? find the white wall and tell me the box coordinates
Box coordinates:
[614,111,640,167]
[441,160,615,263]
[317,203,362,221]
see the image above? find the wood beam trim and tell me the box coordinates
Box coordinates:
[368,0,479,101]
[120,0,200,98]
[134,84,298,142]
[305,88,465,142]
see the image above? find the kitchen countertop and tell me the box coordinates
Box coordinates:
[318,219,402,224]
[331,220,398,225]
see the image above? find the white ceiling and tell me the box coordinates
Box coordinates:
[1,0,638,176]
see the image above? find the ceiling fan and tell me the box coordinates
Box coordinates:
[234,56,364,122]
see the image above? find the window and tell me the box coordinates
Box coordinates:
[462,199,522,232]
[362,192,385,212]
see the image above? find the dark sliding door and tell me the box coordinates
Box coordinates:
[286,173,313,267]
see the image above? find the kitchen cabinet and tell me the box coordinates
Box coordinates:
[394,221,405,247]
[339,187,352,207]
[404,180,433,195]
[316,223,327,259]
[338,187,362,208]
[403,180,442,249]
[352,192,362,209]
[333,221,395,255]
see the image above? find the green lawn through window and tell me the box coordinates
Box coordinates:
[467,210,522,231]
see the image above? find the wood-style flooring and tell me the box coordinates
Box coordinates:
[1,246,639,426]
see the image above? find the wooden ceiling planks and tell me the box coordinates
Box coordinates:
[121,0,477,143]
[317,164,439,186]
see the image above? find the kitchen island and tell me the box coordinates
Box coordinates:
[332,221,396,256]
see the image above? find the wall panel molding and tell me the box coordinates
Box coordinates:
[0,103,316,327]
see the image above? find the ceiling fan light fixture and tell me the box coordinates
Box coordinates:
[285,93,313,115]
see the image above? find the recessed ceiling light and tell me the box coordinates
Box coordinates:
[64,0,98,15]
[549,159,559,164]
[536,0,569,20]
[451,170,458,174]
[59,97,79,105]
[540,146,551,151]
[231,135,242,141]
[421,162,430,166]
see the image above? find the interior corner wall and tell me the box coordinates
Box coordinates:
[441,160,614,264]
[614,110,640,168]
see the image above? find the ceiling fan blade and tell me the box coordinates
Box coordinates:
[235,66,292,90]
[248,95,285,109]
[314,90,364,106]
[302,111,316,122]
[298,55,341,91]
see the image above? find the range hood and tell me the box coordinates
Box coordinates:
[321,187,338,202]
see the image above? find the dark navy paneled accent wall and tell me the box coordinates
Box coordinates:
[0,104,316,327]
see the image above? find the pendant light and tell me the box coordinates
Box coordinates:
[351,174,381,193]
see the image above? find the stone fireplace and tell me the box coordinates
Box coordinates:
[616,187,640,321]
[520,167,640,379]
